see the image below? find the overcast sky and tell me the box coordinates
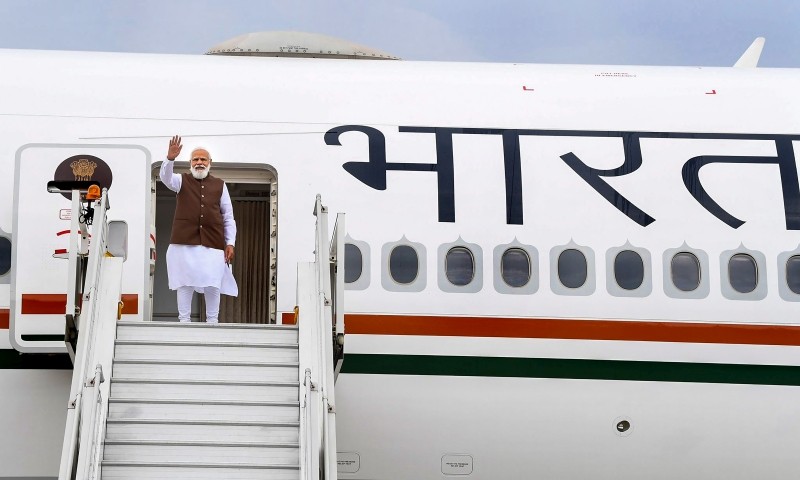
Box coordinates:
[0,0,797,67]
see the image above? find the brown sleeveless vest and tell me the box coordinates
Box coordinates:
[170,173,226,250]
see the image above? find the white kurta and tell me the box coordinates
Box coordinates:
[160,161,238,296]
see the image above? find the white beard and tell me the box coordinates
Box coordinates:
[190,164,210,179]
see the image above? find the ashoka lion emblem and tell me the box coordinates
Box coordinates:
[70,158,98,181]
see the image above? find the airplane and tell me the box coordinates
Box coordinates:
[1,34,800,479]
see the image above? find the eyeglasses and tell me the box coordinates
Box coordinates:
[191,157,210,163]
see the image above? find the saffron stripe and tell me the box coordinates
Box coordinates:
[282,312,297,325]
[344,314,800,346]
[340,354,800,386]
[21,294,68,314]
[20,293,139,315]
[120,294,139,314]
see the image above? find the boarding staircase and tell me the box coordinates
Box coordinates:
[55,185,344,480]
[101,321,301,479]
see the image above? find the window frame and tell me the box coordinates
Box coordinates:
[438,239,483,293]
[778,250,800,301]
[445,246,476,287]
[388,244,420,285]
[671,252,702,292]
[787,255,800,295]
[728,253,758,294]
[500,247,532,288]
[662,245,710,299]
[343,236,370,291]
[549,242,595,297]
[493,241,538,295]
[381,237,426,292]
[606,244,651,297]
[557,248,589,289]
[719,247,767,301]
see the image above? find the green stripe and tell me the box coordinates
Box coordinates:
[0,350,73,369]
[340,354,800,386]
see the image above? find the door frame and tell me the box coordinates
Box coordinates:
[149,161,278,322]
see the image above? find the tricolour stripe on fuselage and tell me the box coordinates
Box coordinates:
[340,314,800,386]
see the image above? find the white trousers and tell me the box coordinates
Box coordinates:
[177,286,220,323]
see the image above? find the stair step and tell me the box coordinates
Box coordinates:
[105,419,300,443]
[115,321,298,344]
[101,462,299,480]
[110,379,299,402]
[114,340,299,363]
[108,399,300,422]
[112,360,298,382]
[103,441,298,465]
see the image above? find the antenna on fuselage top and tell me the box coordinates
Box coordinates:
[733,37,765,68]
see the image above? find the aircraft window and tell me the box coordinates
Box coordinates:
[558,249,587,289]
[389,245,419,284]
[446,247,475,286]
[501,248,531,288]
[344,243,363,284]
[786,256,800,295]
[671,252,700,292]
[614,250,644,290]
[728,254,758,294]
[0,236,9,276]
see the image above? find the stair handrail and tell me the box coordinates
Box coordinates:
[313,195,339,480]
[300,367,314,479]
[297,263,319,480]
[329,212,345,375]
[297,195,340,480]
[57,188,123,480]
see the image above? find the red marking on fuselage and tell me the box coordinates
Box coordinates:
[20,294,139,315]
[56,230,90,237]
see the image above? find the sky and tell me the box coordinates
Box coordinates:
[0,0,797,67]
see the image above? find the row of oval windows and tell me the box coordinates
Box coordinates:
[343,240,800,300]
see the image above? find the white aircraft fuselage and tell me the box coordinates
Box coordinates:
[1,48,800,478]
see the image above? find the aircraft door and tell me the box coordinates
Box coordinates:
[11,144,151,353]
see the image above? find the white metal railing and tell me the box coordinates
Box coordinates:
[57,188,125,480]
[297,195,343,480]
[329,210,345,376]
[299,367,314,480]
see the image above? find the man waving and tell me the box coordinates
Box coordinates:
[160,135,237,323]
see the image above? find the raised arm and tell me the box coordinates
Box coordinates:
[159,135,183,192]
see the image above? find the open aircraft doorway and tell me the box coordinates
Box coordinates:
[150,162,277,324]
